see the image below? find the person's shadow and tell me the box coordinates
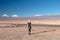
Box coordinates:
[31,29,56,35]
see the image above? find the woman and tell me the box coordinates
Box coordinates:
[27,20,32,35]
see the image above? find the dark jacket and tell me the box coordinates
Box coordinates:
[28,22,31,29]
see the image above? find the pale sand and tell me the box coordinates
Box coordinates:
[0,27,24,40]
[0,20,60,40]
[23,26,60,40]
[0,20,60,25]
[0,26,60,40]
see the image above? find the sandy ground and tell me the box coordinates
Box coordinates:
[0,25,60,40]
[23,25,60,40]
[0,27,24,40]
[1,20,60,25]
[0,20,60,40]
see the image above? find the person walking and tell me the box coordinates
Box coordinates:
[27,20,32,35]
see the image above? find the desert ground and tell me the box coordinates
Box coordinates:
[0,20,60,40]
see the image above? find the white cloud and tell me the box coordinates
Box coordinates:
[45,13,60,16]
[44,14,51,16]
[34,13,60,16]
[34,14,41,16]
[53,13,60,15]
[2,14,9,17]
[11,15,19,17]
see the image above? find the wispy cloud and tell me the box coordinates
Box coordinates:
[2,14,9,17]
[34,14,42,16]
[52,13,60,15]
[11,14,19,17]
[45,13,60,16]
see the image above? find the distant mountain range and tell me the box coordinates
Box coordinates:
[28,15,60,20]
[0,15,60,20]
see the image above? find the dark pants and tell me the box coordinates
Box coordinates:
[28,26,31,35]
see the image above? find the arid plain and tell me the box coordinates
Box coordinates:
[0,20,60,40]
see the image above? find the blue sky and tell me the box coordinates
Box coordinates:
[0,0,60,17]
